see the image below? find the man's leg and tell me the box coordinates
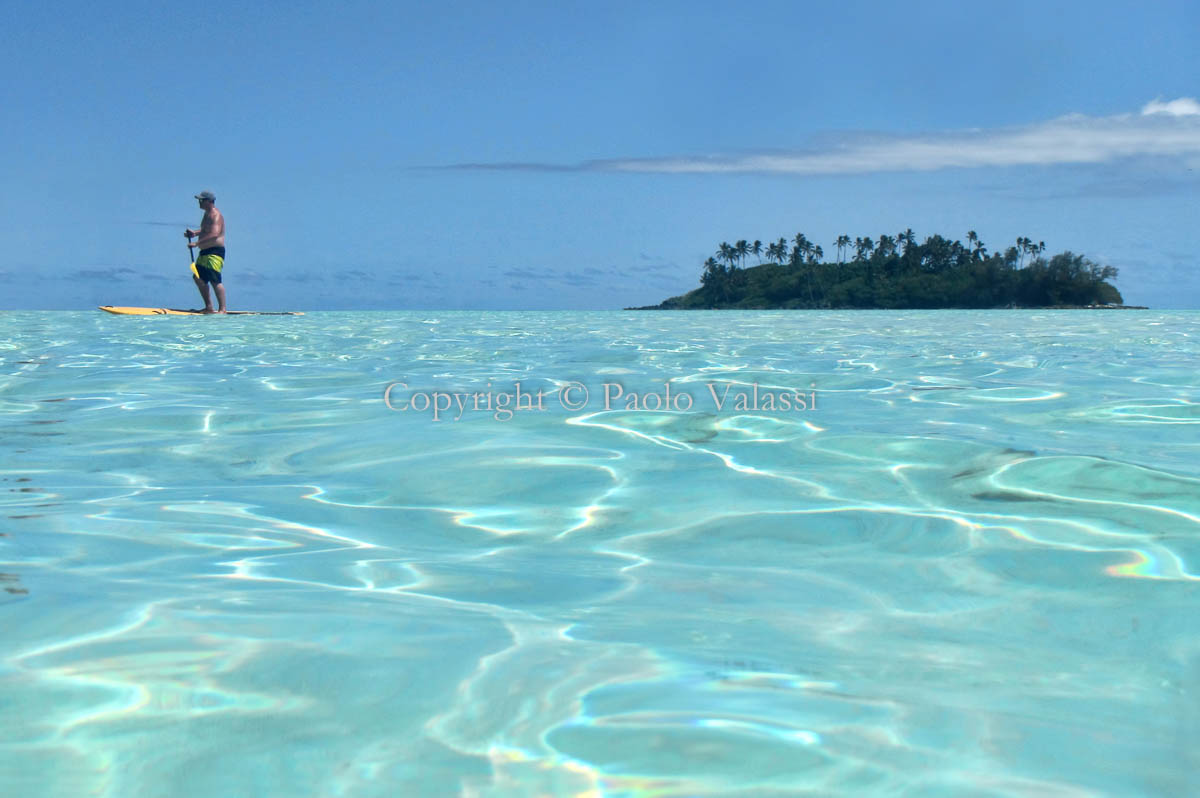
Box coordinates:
[193,274,213,311]
[214,283,227,313]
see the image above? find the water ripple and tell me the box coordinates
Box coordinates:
[2,310,1198,796]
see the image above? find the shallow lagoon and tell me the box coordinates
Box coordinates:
[2,310,1197,796]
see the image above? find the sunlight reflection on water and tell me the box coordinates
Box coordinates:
[2,310,1198,796]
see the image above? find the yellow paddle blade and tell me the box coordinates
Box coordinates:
[190,262,199,278]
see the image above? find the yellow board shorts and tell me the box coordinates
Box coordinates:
[194,252,224,284]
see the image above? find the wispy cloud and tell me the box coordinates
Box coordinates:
[441,98,1200,177]
[502,265,659,287]
[502,267,553,281]
[337,269,376,282]
[70,266,140,281]
[285,270,328,283]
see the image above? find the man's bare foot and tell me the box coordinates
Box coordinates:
[202,308,216,314]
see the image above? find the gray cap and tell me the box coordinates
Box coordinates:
[194,190,216,201]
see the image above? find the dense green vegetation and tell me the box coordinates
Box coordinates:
[642,231,1126,309]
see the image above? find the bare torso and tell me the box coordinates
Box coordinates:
[197,207,225,249]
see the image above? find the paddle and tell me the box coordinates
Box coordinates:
[186,232,199,278]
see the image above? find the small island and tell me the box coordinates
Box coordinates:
[636,231,1136,309]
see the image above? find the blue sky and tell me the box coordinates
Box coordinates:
[3,0,1198,310]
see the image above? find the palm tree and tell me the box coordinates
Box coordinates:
[796,239,815,302]
[792,233,812,267]
[878,234,896,258]
[854,236,874,262]
[811,244,830,303]
[735,240,750,269]
[751,240,763,263]
[1020,239,1047,268]
[1016,237,1035,268]
[835,235,851,265]
[805,239,817,264]
[898,228,916,255]
[701,257,728,302]
[701,257,723,282]
[968,232,987,260]
[718,242,736,270]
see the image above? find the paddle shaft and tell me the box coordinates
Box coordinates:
[186,233,198,278]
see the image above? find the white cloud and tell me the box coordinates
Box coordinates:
[449,98,1200,177]
[1141,97,1200,116]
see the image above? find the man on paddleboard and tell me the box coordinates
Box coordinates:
[186,190,227,314]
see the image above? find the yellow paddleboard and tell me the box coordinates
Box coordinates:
[99,306,303,316]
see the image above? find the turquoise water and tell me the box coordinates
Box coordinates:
[2,310,1197,797]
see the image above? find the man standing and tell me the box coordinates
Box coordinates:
[186,190,227,313]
